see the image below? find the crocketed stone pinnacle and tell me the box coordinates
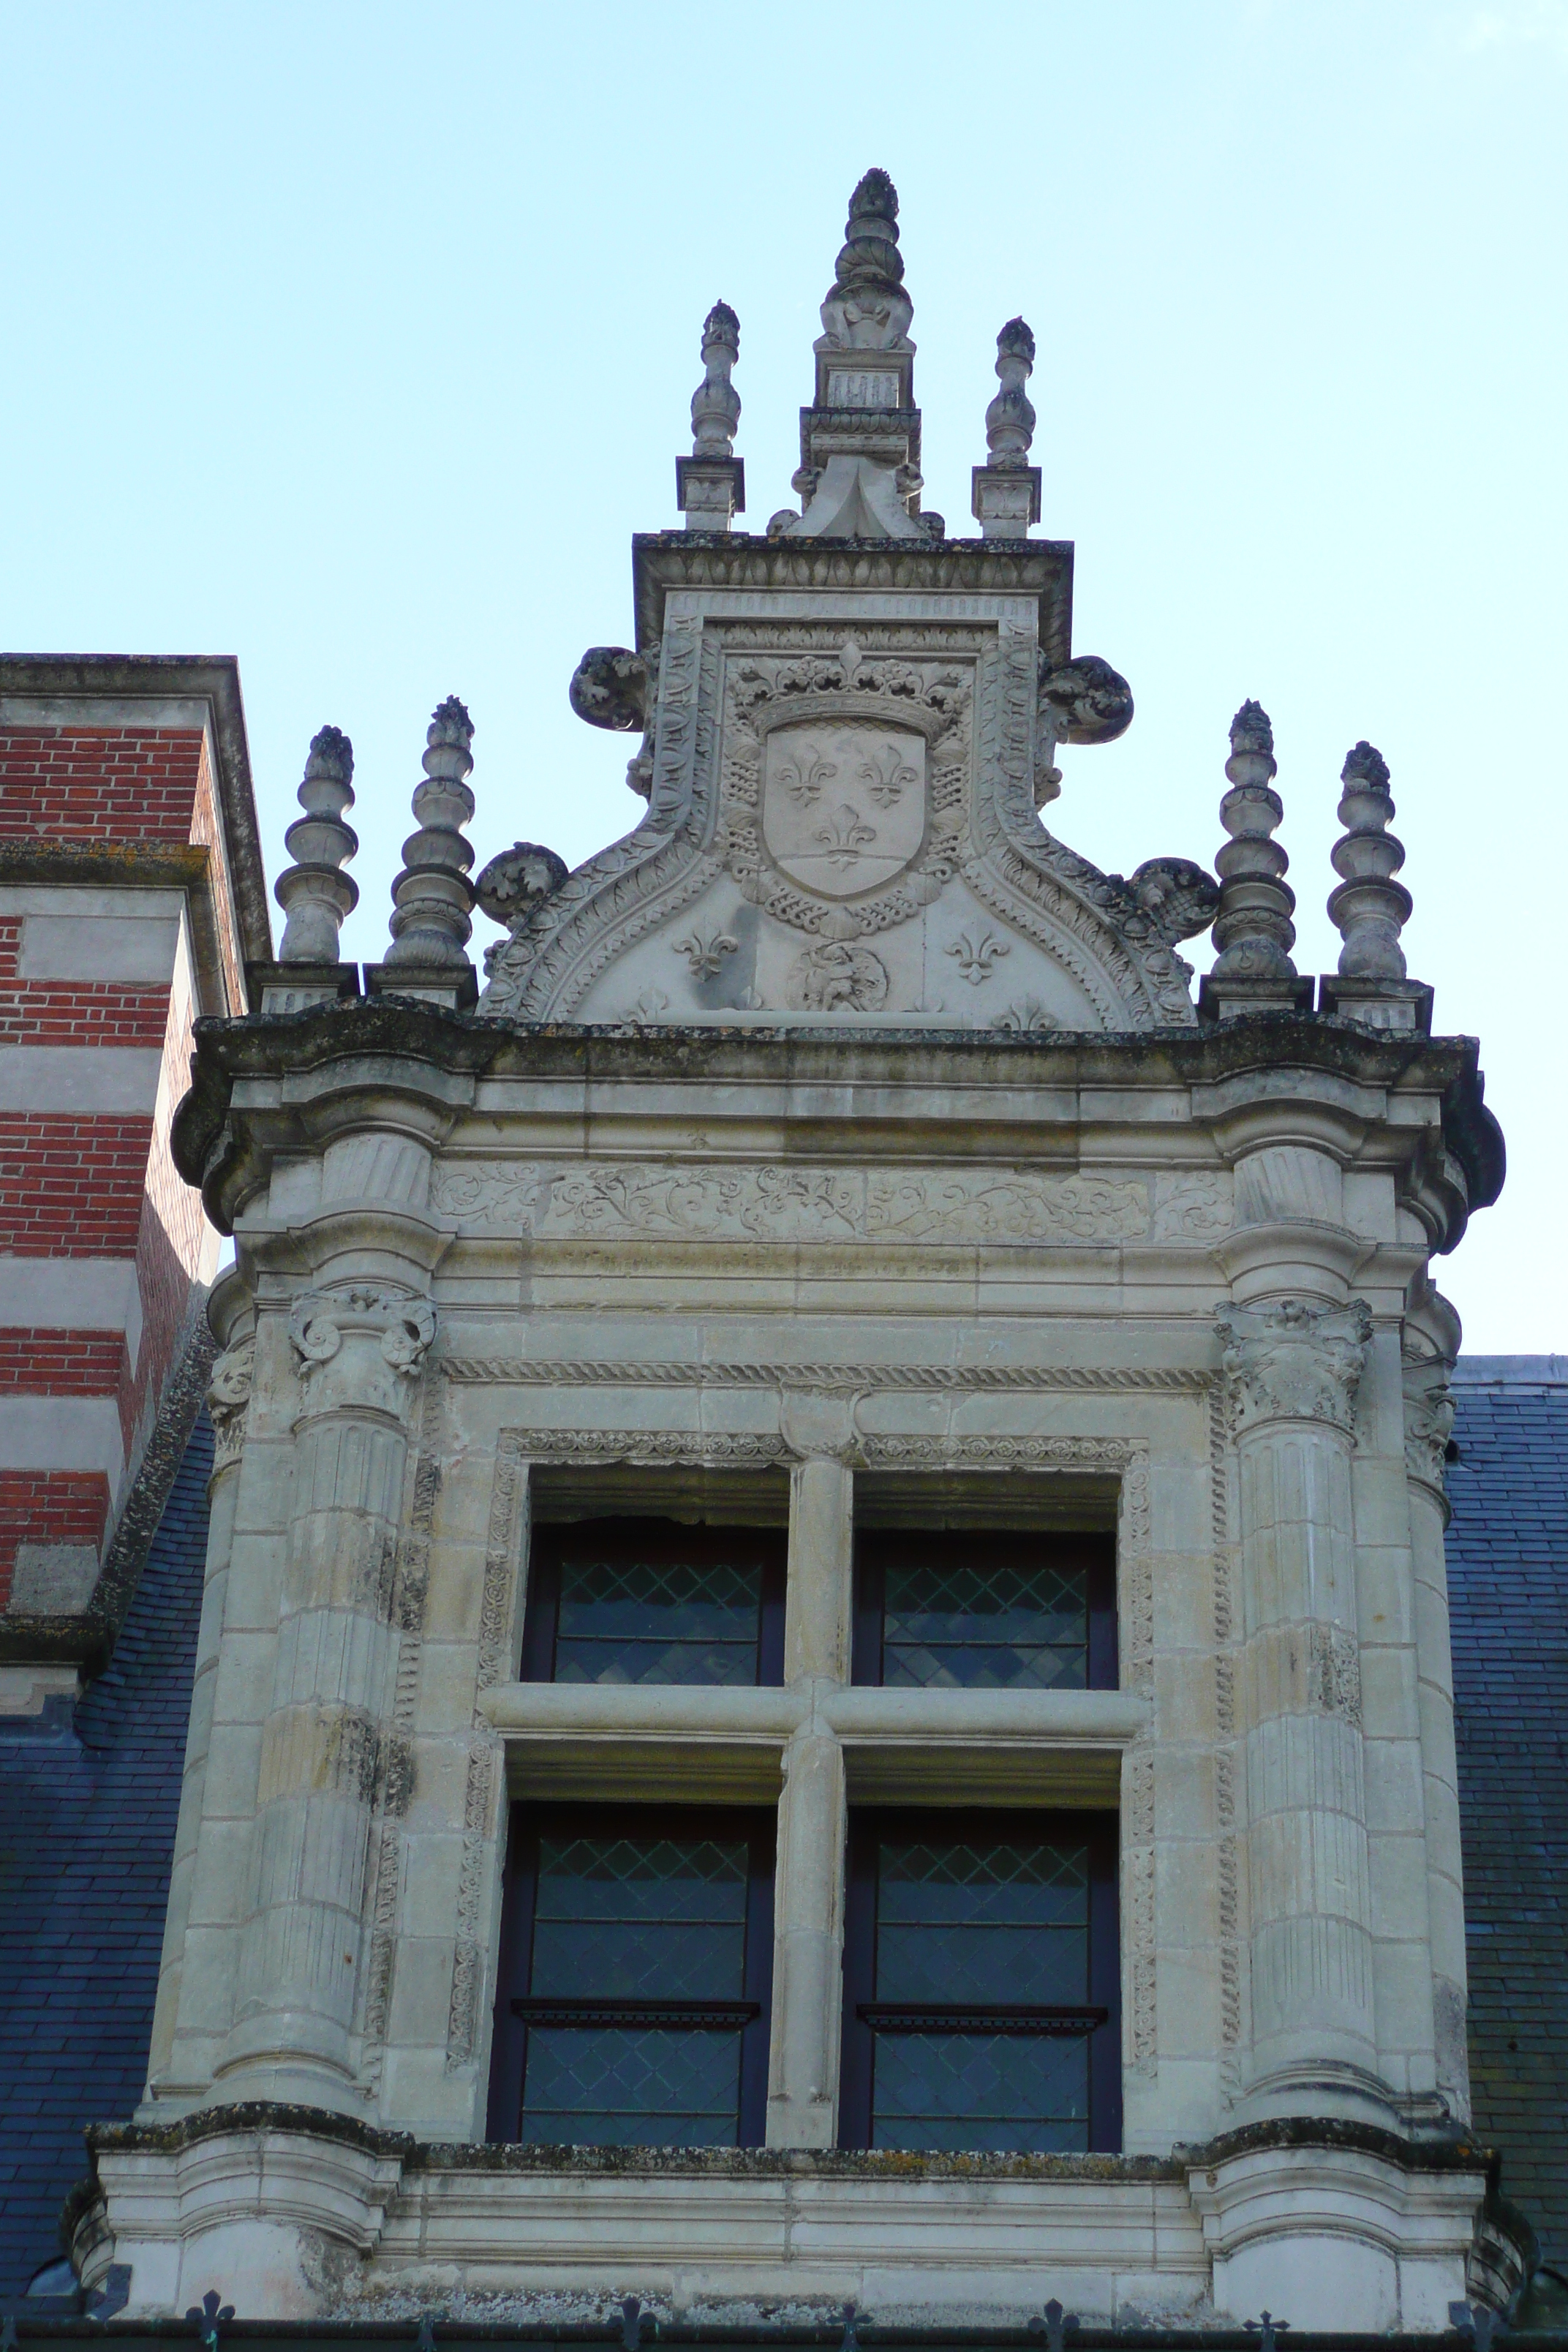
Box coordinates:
[275,723,358,964]
[384,695,475,971]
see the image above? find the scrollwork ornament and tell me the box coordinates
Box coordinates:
[1403,1354,1456,1494]
[206,1337,255,1471]
[289,1286,438,1387]
[1216,1297,1372,1434]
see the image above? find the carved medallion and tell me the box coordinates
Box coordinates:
[784,940,890,1011]
[761,723,927,900]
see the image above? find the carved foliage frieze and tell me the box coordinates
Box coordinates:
[431,1158,1164,1246]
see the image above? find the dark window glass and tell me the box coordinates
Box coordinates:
[839,1808,1120,2154]
[522,1518,785,1687]
[488,1804,775,2148]
[853,1531,1116,1690]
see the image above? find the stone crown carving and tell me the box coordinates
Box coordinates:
[1216,1297,1372,1433]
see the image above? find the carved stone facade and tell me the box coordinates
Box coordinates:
[75,172,1517,2337]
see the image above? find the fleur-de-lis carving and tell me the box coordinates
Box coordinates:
[857,744,920,806]
[777,744,838,804]
[993,995,1057,1033]
[813,802,878,868]
[623,987,670,1023]
[672,925,739,979]
[946,928,1010,985]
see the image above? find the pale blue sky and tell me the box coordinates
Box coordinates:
[3,1,1564,1349]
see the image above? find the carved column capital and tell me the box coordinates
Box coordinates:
[1402,1349,1455,1496]
[288,1286,437,1420]
[778,1387,864,1466]
[206,1338,256,1474]
[1217,1297,1371,1433]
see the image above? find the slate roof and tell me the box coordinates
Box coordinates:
[1447,1359,1568,2272]
[0,1413,211,2301]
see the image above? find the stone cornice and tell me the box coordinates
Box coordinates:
[172,1002,1504,1248]
[630,530,1076,664]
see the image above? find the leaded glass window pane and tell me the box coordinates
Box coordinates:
[524,1521,785,1688]
[883,1550,1088,1689]
[876,1838,1090,2008]
[531,1834,748,2001]
[520,2024,742,2148]
[555,1550,764,1685]
[870,2030,1091,2154]
[491,1806,775,2150]
[838,1810,1119,2157]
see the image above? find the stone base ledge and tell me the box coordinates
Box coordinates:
[72,2107,1533,2332]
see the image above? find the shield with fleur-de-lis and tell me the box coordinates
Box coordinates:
[761,722,927,900]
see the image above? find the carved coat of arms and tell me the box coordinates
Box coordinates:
[719,639,970,939]
[761,722,927,900]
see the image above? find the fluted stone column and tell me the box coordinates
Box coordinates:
[214,1284,435,2108]
[143,1297,253,2102]
[767,1395,855,2148]
[1218,1298,1383,2113]
[1403,1300,1470,2119]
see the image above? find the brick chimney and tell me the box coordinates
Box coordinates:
[0,656,268,1710]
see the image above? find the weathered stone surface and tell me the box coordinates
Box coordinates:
[86,176,1518,2334]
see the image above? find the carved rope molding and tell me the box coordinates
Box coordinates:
[442,1358,1212,1392]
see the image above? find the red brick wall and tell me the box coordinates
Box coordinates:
[0,1116,154,1257]
[0,728,203,843]
[0,1470,111,1595]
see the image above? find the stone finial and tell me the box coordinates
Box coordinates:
[691,301,739,458]
[1209,701,1298,980]
[972,317,1041,539]
[275,724,358,963]
[986,317,1037,464]
[832,169,908,328]
[1328,740,1411,979]
[677,302,745,532]
[788,170,924,541]
[384,696,476,972]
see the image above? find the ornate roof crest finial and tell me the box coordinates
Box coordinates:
[822,167,911,354]
[377,695,477,1002]
[972,316,1041,538]
[692,302,739,456]
[1329,740,1411,979]
[1203,700,1304,1010]
[677,301,745,532]
[275,724,358,965]
[786,170,925,540]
